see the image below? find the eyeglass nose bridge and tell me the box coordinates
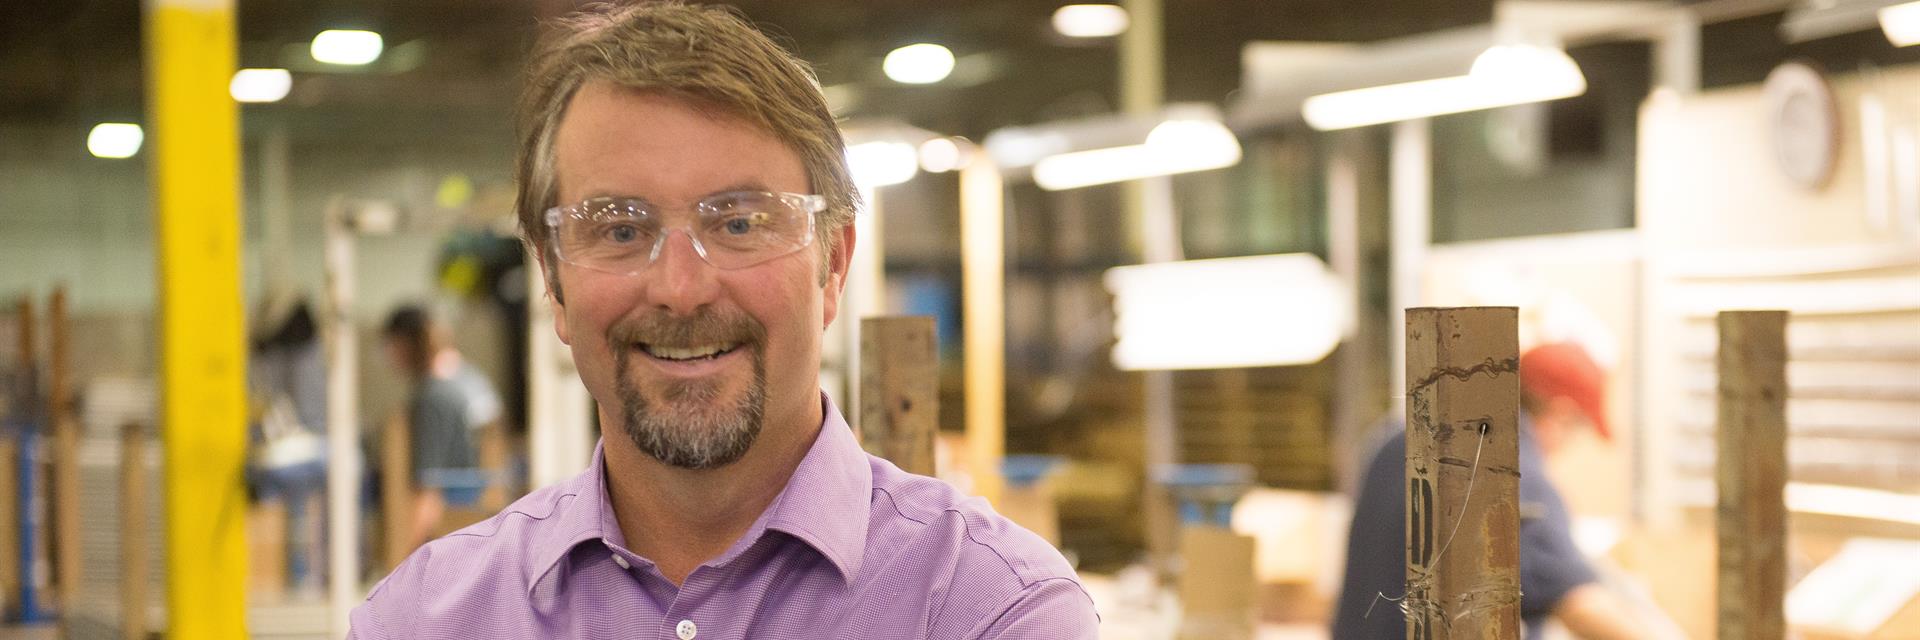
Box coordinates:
[645,227,716,269]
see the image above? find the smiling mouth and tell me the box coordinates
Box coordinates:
[635,342,742,362]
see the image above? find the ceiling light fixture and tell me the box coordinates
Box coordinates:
[310,29,384,65]
[1106,254,1349,370]
[87,123,144,159]
[1031,117,1242,190]
[1882,1,1920,46]
[918,137,965,173]
[1301,42,1586,131]
[883,43,955,84]
[1052,4,1130,38]
[847,140,921,189]
[230,68,293,103]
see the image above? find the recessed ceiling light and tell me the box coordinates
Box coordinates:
[1052,4,1130,38]
[883,43,955,85]
[230,68,292,103]
[311,29,383,65]
[87,123,143,159]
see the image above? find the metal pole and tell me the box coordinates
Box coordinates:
[1326,134,1366,494]
[1121,0,1184,575]
[322,201,361,638]
[961,157,1006,505]
[146,0,249,634]
[1388,119,1431,414]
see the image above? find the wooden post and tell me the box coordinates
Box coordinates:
[49,288,79,633]
[381,412,412,570]
[121,423,148,640]
[1404,307,1521,640]
[858,316,939,476]
[1715,310,1788,640]
[2,297,28,618]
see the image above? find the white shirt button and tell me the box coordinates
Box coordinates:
[611,553,631,570]
[675,619,697,639]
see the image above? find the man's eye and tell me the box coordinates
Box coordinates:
[605,224,641,243]
[721,212,767,235]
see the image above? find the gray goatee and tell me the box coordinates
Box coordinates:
[610,309,767,470]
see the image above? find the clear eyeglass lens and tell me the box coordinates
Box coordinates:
[553,192,814,272]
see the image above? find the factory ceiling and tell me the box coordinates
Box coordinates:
[0,0,1494,144]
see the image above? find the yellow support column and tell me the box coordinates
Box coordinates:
[145,0,248,635]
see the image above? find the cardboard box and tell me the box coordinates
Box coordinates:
[1179,525,1257,640]
[999,481,1060,547]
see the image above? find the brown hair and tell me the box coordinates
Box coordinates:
[515,1,857,291]
[381,305,446,378]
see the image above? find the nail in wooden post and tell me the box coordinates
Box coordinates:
[1715,310,1788,640]
[858,316,939,477]
[381,412,412,570]
[49,288,79,632]
[121,423,147,640]
[1404,307,1521,640]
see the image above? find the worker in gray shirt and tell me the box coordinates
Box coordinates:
[382,304,503,549]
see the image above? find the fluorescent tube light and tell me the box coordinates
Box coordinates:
[311,29,383,65]
[230,68,292,103]
[1302,43,1586,131]
[1032,118,1241,190]
[87,123,143,159]
[1105,254,1349,370]
[1882,1,1920,47]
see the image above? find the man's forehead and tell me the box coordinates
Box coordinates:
[552,82,809,203]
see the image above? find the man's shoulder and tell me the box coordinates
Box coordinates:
[865,458,1080,589]
[861,458,1097,638]
[352,480,591,633]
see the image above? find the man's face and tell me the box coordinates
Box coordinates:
[547,83,850,469]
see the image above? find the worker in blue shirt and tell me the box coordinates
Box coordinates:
[1333,342,1644,639]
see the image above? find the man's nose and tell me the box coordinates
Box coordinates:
[644,229,720,314]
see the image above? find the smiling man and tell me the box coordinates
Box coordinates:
[348,3,1096,639]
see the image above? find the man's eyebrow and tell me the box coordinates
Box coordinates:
[578,181,778,205]
[707,181,775,196]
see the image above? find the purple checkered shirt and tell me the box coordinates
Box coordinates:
[350,394,1097,639]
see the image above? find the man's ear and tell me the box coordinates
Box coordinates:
[537,251,572,346]
[821,222,856,329]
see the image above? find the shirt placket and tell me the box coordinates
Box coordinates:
[658,567,723,640]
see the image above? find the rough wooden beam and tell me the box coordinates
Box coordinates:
[858,316,939,477]
[1404,306,1521,640]
[121,422,148,640]
[49,288,79,635]
[1716,310,1788,640]
[381,412,412,571]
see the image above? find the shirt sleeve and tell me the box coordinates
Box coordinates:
[968,578,1100,640]
[1517,476,1599,618]
[351,542,439,639]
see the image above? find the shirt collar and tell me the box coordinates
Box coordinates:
[758,393,872,581]
[522,392,872,595]
[522,443,616,598]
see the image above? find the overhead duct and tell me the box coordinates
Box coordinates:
[1230,1,1690,130]
[1780,0,1906,43]
[1228,27,1494,131]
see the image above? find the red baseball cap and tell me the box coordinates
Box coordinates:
[1519,342,1611,440]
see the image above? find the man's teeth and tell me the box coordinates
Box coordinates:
[641,343,737,361]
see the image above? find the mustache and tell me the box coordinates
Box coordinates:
[608,308,765,347]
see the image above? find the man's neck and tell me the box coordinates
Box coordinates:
[600,393,824,586]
